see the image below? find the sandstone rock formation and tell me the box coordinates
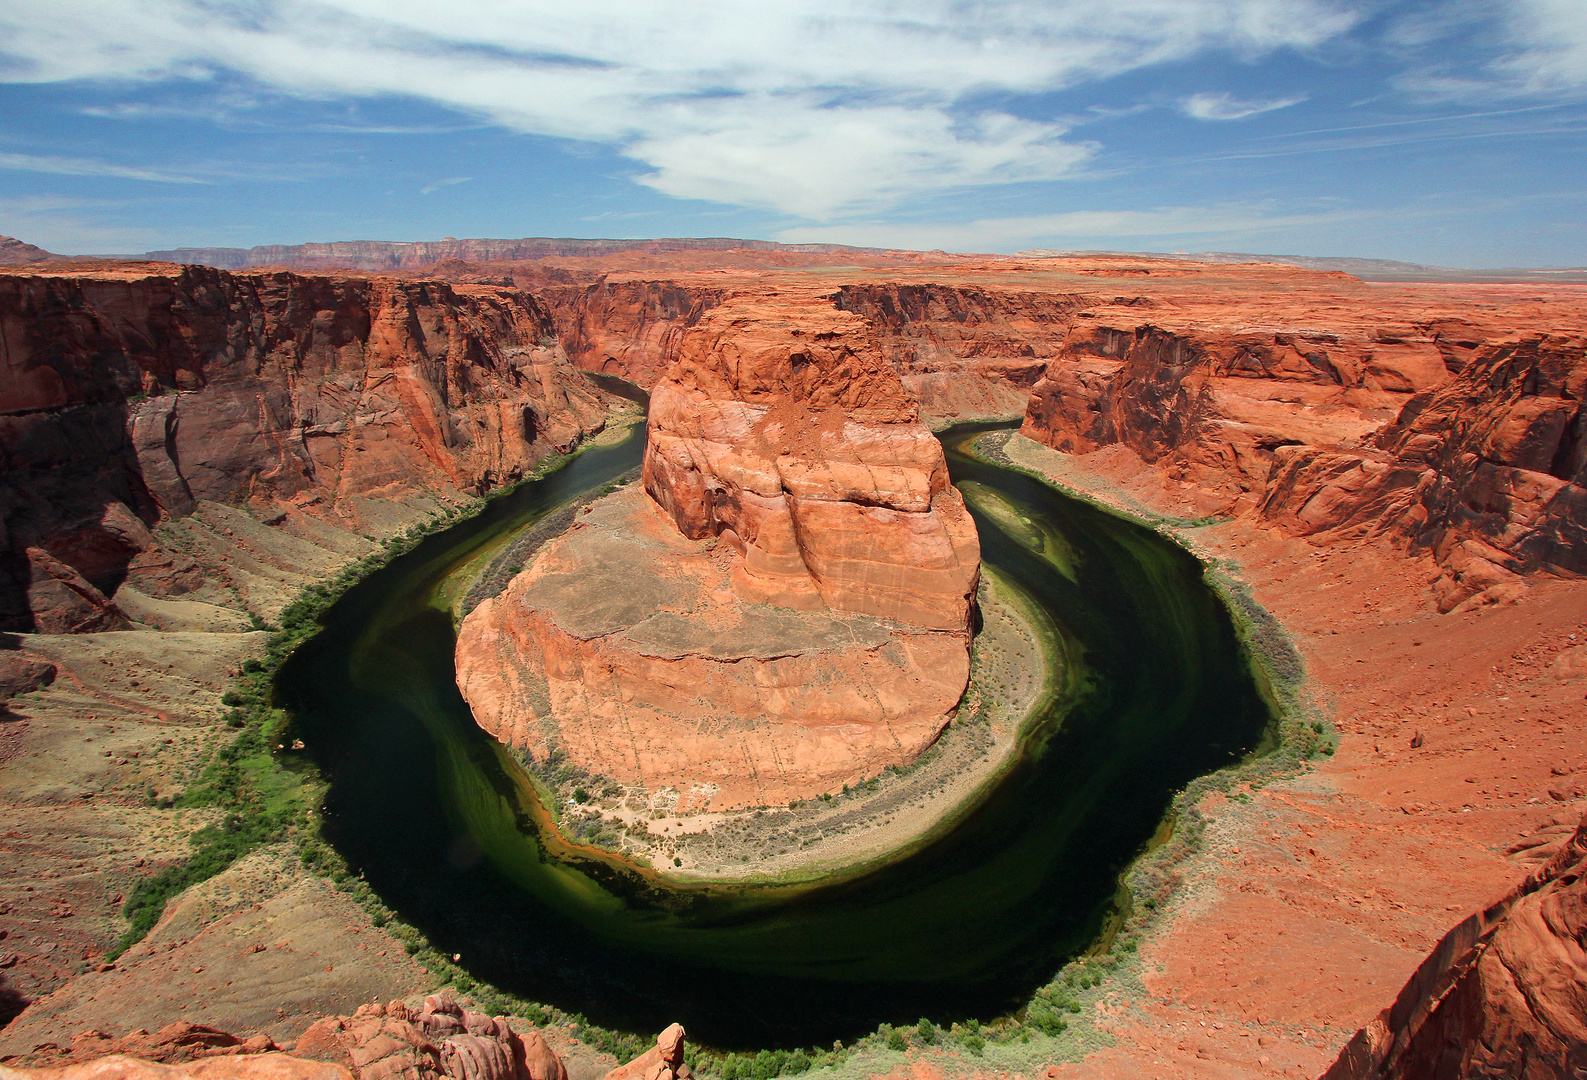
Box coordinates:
[1323,813,1587,1080]
[1018,312,1586,609]
[0,264,612,632]
[0,995,571,1080]
[541,281,723,390]
[600,1024,686,1080]
[457,294,979,809]
[643,296,979,629]
[1261,333,1586,609]
[456,487,973,809]
[1021,322,1451,511]
[832,283,1080,423]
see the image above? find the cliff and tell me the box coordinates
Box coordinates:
[540,280,725,390]
[1018,315,1586,608]
[642,294,980,629]
[1261,333,1586,608]
[1323,813,1587,1080]
[0,264,611,631]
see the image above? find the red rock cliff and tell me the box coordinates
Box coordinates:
[1322,813,1587,1080]
[0,264,611,631]
[642,294,980,631]
[1260,333,1586,608]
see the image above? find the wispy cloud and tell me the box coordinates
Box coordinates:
[420,175,472,195]
[1391,0,1587,101]
[0,0,1362,219]
[1180,91,1306,120]
[0,150,204,183]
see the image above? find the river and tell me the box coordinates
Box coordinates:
[277,421,1273,1048]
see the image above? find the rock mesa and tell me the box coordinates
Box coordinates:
[457,296,979,810]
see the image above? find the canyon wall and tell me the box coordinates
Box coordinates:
[541,280,725,390]
[1323,813,1587,1080]
[0,265,611,632]
[1019,318,1586,608]
[1260,333,1586,607]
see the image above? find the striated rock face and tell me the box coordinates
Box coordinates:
[0,265,611,631]
[1323,813,1587,1080]
[457,295,979,809]
[830,284,1087,425]
[1260,334,1587,609]
[1018,315,1587,608]
[542,281,724,390]
[643,296,980,630]
[1020,322,1452,511]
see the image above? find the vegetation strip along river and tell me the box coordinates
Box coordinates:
[277,421,1274,1048]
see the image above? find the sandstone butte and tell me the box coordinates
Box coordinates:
[0,245,1585,1079]
[455,295,980,810]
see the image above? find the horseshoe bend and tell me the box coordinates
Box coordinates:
[456,295,981,815]
[0,242,1584,1080]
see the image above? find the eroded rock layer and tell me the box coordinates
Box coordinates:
[0,264,611,631]
[642,295,980,630]
[1019,313,1586,610]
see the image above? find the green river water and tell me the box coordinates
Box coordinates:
[277,421,1274,1047]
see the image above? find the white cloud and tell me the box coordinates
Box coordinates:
[1392,0,1587,101]
[0,151,204,183]
[775,203,1373,251]
[420,176,472,195]
[1180,91,1307,120]
[0,0,1362,218]
[1491,0,1587,94]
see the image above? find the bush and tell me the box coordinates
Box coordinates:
[885,1027,906,1052]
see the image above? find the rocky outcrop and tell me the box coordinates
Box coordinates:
[643,295,979,629]
[456,487,971,809]
[600,1025,687,1080]
[294,994,566,1080]
[0,995,571,1080]
[1020,319,1587,605]
[1260,334,1586,609]
[0,265,612,631]
[1323,813,1587,1080]
[1020,322,1452,511]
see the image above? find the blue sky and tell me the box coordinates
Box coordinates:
[1,1,1584,265]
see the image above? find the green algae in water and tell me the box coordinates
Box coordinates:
[277,422,1273,1048]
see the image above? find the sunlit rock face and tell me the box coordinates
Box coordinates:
[642,295,980,632]
[457,295,980,811]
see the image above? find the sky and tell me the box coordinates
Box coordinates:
[1,1,1585,266]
